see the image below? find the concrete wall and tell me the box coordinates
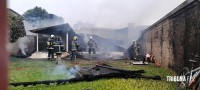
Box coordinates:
[138,0,200,72]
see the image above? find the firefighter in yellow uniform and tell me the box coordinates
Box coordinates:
[71,36,79,61]
[47,35,55,60]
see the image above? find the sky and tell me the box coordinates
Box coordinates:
[8,0,185,28]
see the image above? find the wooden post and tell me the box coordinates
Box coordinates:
[36,34,39,52]
[66,33,69,52]
[0,0,8,89]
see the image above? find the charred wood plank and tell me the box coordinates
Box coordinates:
[96,65,145,75]
[10,72,160,87]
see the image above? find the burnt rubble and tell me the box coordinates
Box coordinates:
[10,64,161,87]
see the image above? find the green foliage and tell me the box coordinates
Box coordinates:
[22,6,64,26]
[23,6,49,22]
[8,11,26,43]
[9,58,176,90]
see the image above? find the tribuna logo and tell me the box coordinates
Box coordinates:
[167,76,189,82]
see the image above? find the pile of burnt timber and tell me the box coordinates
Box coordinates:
[10,65,161,87]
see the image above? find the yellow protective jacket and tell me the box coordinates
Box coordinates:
[46,39,55,49]
[71,40,79,51]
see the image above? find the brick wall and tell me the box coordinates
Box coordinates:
[138,0,200,72]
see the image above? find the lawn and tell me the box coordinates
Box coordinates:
[9,57,176,90]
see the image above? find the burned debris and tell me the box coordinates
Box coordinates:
[10,64,161,87]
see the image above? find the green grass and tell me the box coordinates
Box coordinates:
[9,58,176,90]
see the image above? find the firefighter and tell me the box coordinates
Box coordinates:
[71,36,79,61]
[87,36,97,54]
[146,53,151,63]
[46,35,55,60]
[54,37,64,64]
[54,37,64,53]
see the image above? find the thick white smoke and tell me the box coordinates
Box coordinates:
[17,37,29,55]
[52,63,81,79]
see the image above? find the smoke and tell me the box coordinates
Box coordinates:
[76,32,125,60]
[19,14,65,56]
[8,0,185,59]
[26,15,64,29]
[9,36,36,57]
[52,63,81,79]
[9,0,185,28]
[17,37,29,55]
[68,65,81,77]
[81,33,90,45]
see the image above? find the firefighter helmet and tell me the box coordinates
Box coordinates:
[73,36,78,40]
[50,34,55,38]
[90,36,93,39]
[132,40,135,43]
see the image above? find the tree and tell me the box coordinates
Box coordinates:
[23,6,64,28]
[23,6,49,22]
[8,11,26,43]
